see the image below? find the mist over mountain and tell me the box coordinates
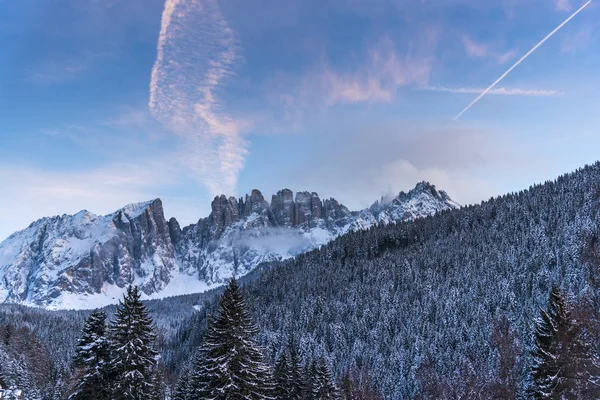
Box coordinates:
[3,162,600,398]
[0,182,458,309]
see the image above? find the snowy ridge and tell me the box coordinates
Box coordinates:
[0,182,458,309]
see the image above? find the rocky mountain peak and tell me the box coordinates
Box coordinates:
[271,189,295,227]
[0,182,459,309]
[210,195,241,239]
[394,181,454,204]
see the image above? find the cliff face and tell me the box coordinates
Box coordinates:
[0,199,177,307]
[0,183,459,309]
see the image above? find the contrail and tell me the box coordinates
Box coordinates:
[454,0,592,120]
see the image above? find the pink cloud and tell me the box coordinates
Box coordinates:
[462,35,488,58]
[462,35,516,64]
[320,39,432,105]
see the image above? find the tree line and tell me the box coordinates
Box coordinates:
[6,162,600,398]
[67,265,600,399]
[54,279,383,400]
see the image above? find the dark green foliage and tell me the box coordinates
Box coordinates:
[300,362,317,400]
[108,286,158,400]
[530,287,600,399]
[274,352,292,399]
[531,286,570,399]
[287,344,305,400]
[313,357,340,400]
[187,278,274,399]
[172,370,190,400]
[69,309,111,400]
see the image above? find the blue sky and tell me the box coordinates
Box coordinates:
[1,0,599,240]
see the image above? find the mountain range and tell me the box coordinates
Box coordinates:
[0,182,458,309]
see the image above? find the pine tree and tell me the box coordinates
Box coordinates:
[173,372,190,400]
[69,309,111,400]
[300,361,316,400]
[108,286,158,400]
[187,349,212,398]
[340,371,355,400]
[274,352,292,399]
[530,286,570,399]
[313,357,340,400]
[288,344,304,400]
[529,286,600,399]
[187,278,274,399]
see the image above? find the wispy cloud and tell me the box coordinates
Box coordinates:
[149,0,247,196]
[422,86,563,97]
[270,37,433,123]
[26,58,89,85]
[555,0,572,12]
[323,41,432,105]
[462,35,517,64]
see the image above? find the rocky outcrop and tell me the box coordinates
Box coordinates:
[0,183,459,309]
[210,195,241,239]
[271,189,295,227]
[243,189,269,216]
[0,199,177,307]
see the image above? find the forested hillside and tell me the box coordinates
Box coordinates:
[3,162,600,398]
[240,163,600,397]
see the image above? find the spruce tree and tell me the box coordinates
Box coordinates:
[274,352,292,399]
[69,309,111,400]
[531,286,569,399]
[288,344,304,400]
[187,278,274,399]
[173,372,190,400]
[313,357,340,400]
[528,286,600,398]
[300,361,316,400]
[108,285,158,400]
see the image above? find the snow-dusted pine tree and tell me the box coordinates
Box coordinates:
[530,284,600,398]
[274,352,292,399]
[69,309,111,400]
[187,278,274,399]
[530,286,569,399]
[300,361,317,400]
[312,357,340,400]
[287,344,304,400]
[172,370,190,400]
[108,286,158,400]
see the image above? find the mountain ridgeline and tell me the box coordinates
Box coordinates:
[167,162,600,398]
[1,163,600,398]
[0,182,458,308]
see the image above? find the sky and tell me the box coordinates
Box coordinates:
[0,0,599,241]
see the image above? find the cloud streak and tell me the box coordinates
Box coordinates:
[462,36,517,64]
[269,37,433,126]
[323,42,432,105]
[454,0,592,120]
[149,0,247,195]
[555,0,573,11]
[423,86,562,96]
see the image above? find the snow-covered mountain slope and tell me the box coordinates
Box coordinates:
[0,182,458,309]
